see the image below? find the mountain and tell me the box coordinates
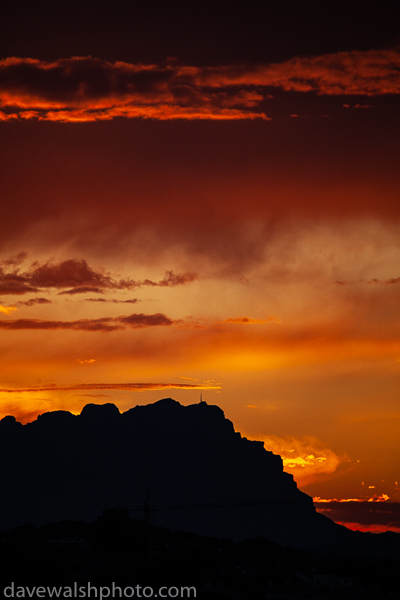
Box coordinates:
[0,398,398,557]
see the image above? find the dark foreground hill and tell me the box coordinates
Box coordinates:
[1,513,399,598]
[0,398,399,559]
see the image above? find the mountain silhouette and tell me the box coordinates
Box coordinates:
[0,398,398,557]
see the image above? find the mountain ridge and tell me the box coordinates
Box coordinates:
[1,398,399,558]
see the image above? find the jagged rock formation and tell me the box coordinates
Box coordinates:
[0,399,397,556]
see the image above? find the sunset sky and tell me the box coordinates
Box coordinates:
[1,1,399,533]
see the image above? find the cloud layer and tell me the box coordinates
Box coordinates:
[0,257,198,296]
[314,500,400,533]
[0,57,267,121]
[1,49,399,121]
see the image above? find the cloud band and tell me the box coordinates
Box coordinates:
[1,49,399,121]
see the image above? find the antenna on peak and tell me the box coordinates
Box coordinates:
[200,392,203,403]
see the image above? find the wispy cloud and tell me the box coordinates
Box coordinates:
[17,297,53,306]
[77,393,111,398]
[0,317,121,332]
[84,298,139,303]
[141,271,198,287]
[368,276,400,285]
[1,50,398,121]
[337,276,400,285]
[0,312,174,331]
[117,313,174,327]
[225,316,279,324]
[0,281,39,295]
[59,286,106,295]
[0,382,221,393]
[197,49,400,95]
[0,252,28,267]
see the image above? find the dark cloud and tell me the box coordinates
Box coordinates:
[0,312,174,332]
[30,259,111,289]
[59,286,106,295]
[0,258,131,296]
[0,57,268,122]
[0,257,198,296]
[315,501,400,528]
[1,51,399,121]
[198,50,400,95]
[0,317,121,332]
[117,312,174,327]
[0,281,40,295]
[0,258,39,295]
[141,270,198,287]
[17,297,52,306]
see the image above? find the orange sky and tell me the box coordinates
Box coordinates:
[1,1,399,534]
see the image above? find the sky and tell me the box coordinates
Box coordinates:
[1,0,399,533]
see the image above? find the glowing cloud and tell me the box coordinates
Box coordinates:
[314,494,391,503]
[259,435,344,486]
[0,57,268,121]
[0,304,17,315]
[2,49,399,121]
